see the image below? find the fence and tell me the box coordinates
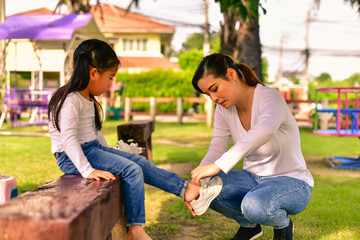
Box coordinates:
[102,97,360,129]
[124,97,215,127]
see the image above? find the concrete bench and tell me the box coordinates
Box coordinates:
[0,175,126,240]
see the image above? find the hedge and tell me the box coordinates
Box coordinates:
[117,69,200,113]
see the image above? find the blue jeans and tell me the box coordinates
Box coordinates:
[55,140,187,226]
[209,170,312,229]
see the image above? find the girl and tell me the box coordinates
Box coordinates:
[48,39,216,240]
[187,53,314,240]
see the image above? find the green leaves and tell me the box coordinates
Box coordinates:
[215,0,266,21]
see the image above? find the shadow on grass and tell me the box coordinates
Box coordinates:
[142,167,360,239]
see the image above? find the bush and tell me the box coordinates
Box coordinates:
[117,69,198,113]
[178,49,203,72]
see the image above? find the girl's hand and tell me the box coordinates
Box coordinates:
[191,163,221,184]
[88,170,116,181]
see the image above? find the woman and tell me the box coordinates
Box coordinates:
[186,53,313,240]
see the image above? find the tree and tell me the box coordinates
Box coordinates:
[56,0,360,83]
[181,33,203,52]
[180,31,220,53]
[54,0,140,13]
[178,49,203,72]
[314,73,333,84]
[215,0,264,81]
[214,0,360,82]
[344,73,360,86]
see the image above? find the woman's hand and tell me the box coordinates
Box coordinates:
[184,201,196,217]
[183,182,201,217]
[88,170,116,181]
[191,163,221,184]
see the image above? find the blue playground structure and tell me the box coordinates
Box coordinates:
[313,87,360,169]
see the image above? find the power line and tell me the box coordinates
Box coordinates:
[148,15,204,28]
[263,46,360,57]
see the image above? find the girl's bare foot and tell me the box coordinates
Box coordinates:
[184,182,200,202]
[127,225,152,240]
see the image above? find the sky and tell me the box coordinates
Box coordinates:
[4,0,360,80]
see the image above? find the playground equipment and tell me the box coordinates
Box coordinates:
[313,87,360,169]
[0,13,105,129]
[3,88,54,127]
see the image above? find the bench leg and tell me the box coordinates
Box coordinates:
[110,214,127,240]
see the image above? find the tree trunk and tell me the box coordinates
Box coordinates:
[220,8,263,81]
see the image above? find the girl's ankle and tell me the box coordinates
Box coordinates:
[184,182,200,202]
[127,225,151,240]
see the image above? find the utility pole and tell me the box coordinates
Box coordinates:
[203,0,210,56]
[302,8,311,100]
[275,35,286,82]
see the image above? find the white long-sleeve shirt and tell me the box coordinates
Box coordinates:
[49,92,108,178]
[201,84,314,187]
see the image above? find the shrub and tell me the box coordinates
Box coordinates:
[178,49,203,72]
[117,69,199,113]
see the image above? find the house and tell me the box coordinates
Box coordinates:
[1,4,178,89]
[0,12,106,89]
[90,4,178,73]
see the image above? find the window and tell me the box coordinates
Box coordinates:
[129,39,133,50]
[143,39,147,51]
[122,38,148,52]
[122,39,127,51]
[137,39,141,51]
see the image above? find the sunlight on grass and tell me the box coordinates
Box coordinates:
[319,229,360,240]
[1,121,360,239]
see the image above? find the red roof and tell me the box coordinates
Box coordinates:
[13,8,53,15]
[90,4,174,34]
[12,5,175,34]
[119,56,178,69]
[11,5,178,70]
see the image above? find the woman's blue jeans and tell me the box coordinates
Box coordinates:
[55,140,187,226]
[209,170,312,229]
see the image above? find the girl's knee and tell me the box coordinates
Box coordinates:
[117,161,143,180]
[128,162,143,175]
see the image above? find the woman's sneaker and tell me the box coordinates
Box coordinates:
[230,224,263,240]
[189,176,223,215]
[273,219,294,240]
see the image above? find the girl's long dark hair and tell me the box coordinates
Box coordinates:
[192,53,263,94]
[48,39,120,132]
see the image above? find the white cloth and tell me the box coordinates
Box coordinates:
[200,84,314,187]
[49,92,108,178]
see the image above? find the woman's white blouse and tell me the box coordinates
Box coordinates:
[200,84,314,187]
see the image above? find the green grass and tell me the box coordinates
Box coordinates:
[1,121,360,239]
[299,128,360,157]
